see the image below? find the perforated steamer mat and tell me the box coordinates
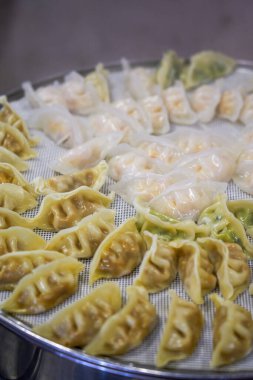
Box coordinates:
[1,61,253,380]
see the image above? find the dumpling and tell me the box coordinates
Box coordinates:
[33,283,121,347]
[134,231,178,293]
[180,50,236,90]
[217,89,244,122]
[135,202,210,241]
[32,161,108,195]
[85,286,156,355]
[0,226,46,256]
[0,257,84,314]
[50,133,123,175]
[146,180,227,221]
[163,81,198,125]
[140,95,170,135]
[27,105,86,148]
[0,250,64,290]
[0,147,28,172]
[84,63,110,103]
[198,237,250,300]
[227,199,253,237]
[32,186,114,231]
[122,59,156,99]
[114,98,152,132]
[111,171,190,205]
[0,97,38,147]
[233,145,253,195]
[62,66,109,115]
[89,218,145,284]
[172,240,216,304]
[0,183,37,213]
[88,103,147,141]
[210,294,253,367]
[0,207,33,229]
[0,123,37,160]
[164,127,237,156]
[171,148,236,182]
[240,93,253,125]
[130,133,182,165]
[46,209,115,258]
[189,83,221,123]
[23,81,66,108]
[156,290,204,367]
[108,145,169,181]
[198,194,253,257]
[156,50,184,88]
[0,163,36,196]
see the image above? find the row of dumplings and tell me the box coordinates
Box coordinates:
[1,194,253,305]
[21,79,253,151]
[32,285,253,368]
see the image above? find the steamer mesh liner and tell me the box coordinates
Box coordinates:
[1,66,253,374]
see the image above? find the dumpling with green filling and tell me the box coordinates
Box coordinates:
[210,294,253,367]
[32,161,108,195]
[46,209,115,258]
[33,283,121,348]
[89,218,146,284]
[180,50,236,90]
[198,237,250,300]
[0,250,64,290]
[135,201,210,241]
[227,199,253,238]
[198,194,253,257]
[163,81,198,125]
[134,231,178,293]
[172,240,216,304]
[0,147,28,172]
[156,50,184,89]
[156,290,204,367]
[0,183,37,213]
[85,286,156,355]
[0,123,37,160]
[0,257,84,314]
[32,186,114,231]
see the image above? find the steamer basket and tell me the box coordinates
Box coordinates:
[1,61,253,380]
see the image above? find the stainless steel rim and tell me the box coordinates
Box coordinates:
[2,58,253,380]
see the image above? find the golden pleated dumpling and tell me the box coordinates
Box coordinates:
[210,294,253,367]
[32,186,114,231]
[0,257,84,314]
[85,286,156,356]
[89,218,146,284]
[32,160,108,195]
[0,250,65,290]
[46,209,115,258]
[33,283,121,347]
[156,291,204,367]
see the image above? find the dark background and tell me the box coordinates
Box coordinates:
[1,0,253,94]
